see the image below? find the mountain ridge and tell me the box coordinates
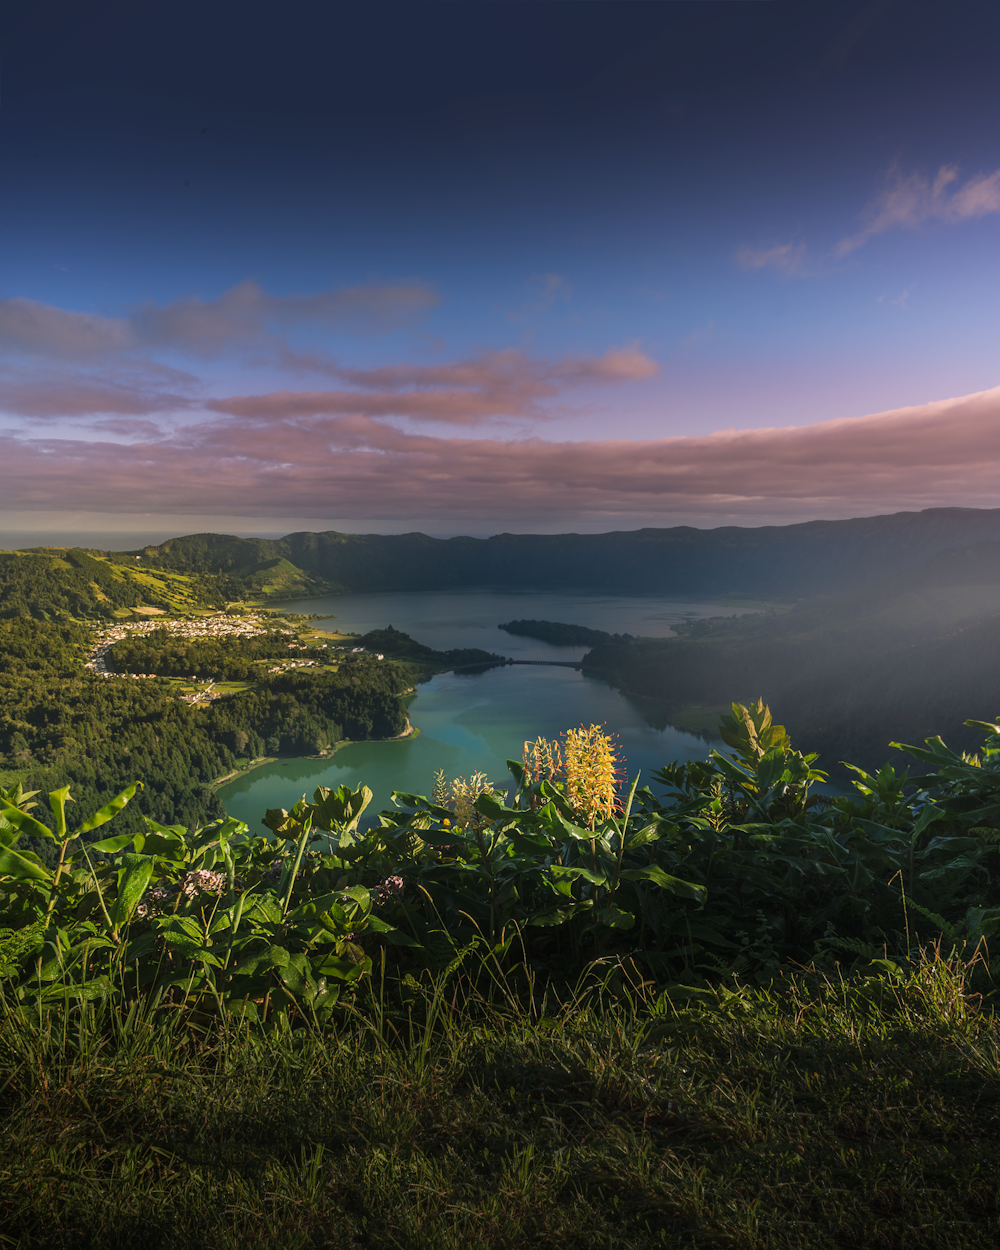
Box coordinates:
[125,507,1000,599]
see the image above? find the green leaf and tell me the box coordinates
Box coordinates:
[594,905,635,930]
[364,917,420,945]
[474,792,523,821]
[0,845,52,882]
[625,821,669,850]
[506,759,526,786]
[48,786,72,841]
[110,854,155,930]
[0,801,55,842]
[547,863,608,887]
[87,832,138,855]
[528,900,593,926]
[276,951,310,995]
[79,782,142,834]
[311,784,373,833]
[618,864,706,901]
[311,954,368,983]
[390,791,450,818]
[536,803,595,842]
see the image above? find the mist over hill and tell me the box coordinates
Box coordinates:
[582,539,1000,773]
[127,508,1000,599]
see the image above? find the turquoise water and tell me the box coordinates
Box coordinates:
[218,664,720,832]
[217,589,743,831]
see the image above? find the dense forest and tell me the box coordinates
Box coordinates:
[0,551,151,619]
[354,625,505,672]
[0,619,409,845]
[498,618,632,646]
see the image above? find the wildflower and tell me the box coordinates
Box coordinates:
[134,884,177,919]
[448,772,497,831]
[522,736,563,804]
[562,724,623,830]
[371,875,405,905]
[179,868,227,898]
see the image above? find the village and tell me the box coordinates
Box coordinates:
[83,613,277,678]
[83,614,384,701]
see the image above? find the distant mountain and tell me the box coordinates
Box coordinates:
[125,508,1000,599]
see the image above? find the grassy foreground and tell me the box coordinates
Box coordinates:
[4,950,1000,1250]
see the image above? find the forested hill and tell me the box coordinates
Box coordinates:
[581,540,1000,773]
[0,546,336,620]
[128,507,1000,599]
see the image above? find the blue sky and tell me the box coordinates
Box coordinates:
[2,0,1000,540]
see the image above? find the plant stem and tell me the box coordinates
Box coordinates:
[281,816,313,918]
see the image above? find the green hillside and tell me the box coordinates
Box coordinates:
[0,546,338,621]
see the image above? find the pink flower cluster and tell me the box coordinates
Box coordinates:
[180,869,228,898]
[371,875,405,905]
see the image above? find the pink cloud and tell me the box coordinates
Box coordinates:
[0,362,201,420]
[208,346,660,425]
[837,161,1000,256]
[0,280,440,367]
[5,384,1000,525]
[132,279,440,354]
[0,298,132,359]
[207,387,529,425]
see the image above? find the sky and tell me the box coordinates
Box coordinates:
[2,0,1000,543]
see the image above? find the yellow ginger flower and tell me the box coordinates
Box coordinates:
[562,724,623,830]
[448,771,497,831]
[522,736,563,788]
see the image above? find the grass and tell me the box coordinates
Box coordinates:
[3,950,1000,1249]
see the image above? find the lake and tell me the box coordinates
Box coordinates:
[217,589,749,830]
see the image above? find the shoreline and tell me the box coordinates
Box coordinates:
[212,723,421,792]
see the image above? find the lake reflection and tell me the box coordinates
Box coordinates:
[218,664,721,833]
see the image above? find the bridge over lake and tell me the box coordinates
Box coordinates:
[451,658,584,672]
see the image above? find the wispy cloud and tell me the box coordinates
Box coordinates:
[836,161,1000,256]
[132,280,439,355]
[738,160,1000,279]
[0,280,440,367]
[5,385,1000,525]
[208,346,660,426]
[734,242,808,275]
[0,298,132,359]
[0,362,200,418]
[505,272,573,322]
[681,321,716,350]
